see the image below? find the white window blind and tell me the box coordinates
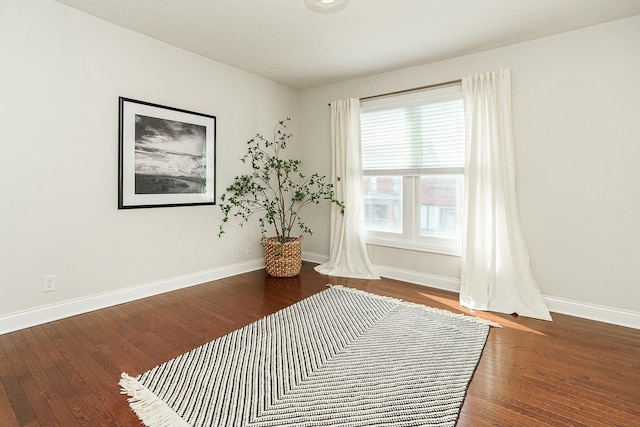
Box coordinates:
[361,84,465,176]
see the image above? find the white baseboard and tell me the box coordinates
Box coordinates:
[303,251,460,293]
[3,255,638,334]
[373,265,461,293]
[302,251,330,264]
[544,296,640,330]
[304,252,639,330]
[0,259,265,335]
[379,266,640,329]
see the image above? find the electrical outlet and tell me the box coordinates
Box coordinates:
[246,243,252,254]
[43,275,56,292]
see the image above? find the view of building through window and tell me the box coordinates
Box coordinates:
[363,175,463,238]
[363,176,402,233]
[419,175,463,238]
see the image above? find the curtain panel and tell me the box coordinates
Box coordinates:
[460,69,552,321]
[314,98,380,280]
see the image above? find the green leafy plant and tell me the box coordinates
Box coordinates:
[218,118,344,244]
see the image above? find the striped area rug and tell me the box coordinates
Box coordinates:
[120,285,495,427]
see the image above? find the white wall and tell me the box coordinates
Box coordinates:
[1,1,637,329]
[300,16,640,315]
[0,0,298,321]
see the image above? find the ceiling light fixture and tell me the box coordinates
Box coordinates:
[304,0,349,13]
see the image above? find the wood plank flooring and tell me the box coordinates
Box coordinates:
[1,262,638,426]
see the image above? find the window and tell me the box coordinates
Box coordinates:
[361,84,465,255]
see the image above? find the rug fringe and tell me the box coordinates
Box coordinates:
[120,373,191,427]
[327,284,403,303]
[402,300,502,328]
[327,284,501,328]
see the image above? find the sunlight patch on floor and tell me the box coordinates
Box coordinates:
[417,292,547,335]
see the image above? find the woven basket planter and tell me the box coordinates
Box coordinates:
[263,236,303,277]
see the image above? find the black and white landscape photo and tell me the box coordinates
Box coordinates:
[134,114,207,194]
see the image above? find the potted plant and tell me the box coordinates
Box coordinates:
[218,118,344,277]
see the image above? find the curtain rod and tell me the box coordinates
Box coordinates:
[360,79,462,101]
[328,79,462,106]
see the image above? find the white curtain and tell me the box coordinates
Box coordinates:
[314,99,380,280]
[460,69,551,321]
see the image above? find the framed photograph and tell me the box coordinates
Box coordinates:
[118,97,216,209]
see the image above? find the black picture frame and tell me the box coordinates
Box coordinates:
[118,97,216,209]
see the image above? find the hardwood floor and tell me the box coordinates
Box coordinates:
[1,262,639,426]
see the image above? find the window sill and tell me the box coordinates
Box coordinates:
[365,237,461,257]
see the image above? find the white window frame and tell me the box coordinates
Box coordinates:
[364,174,462,256]
[361,83,464,256]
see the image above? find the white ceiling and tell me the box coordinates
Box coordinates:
[53,0,640,90]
